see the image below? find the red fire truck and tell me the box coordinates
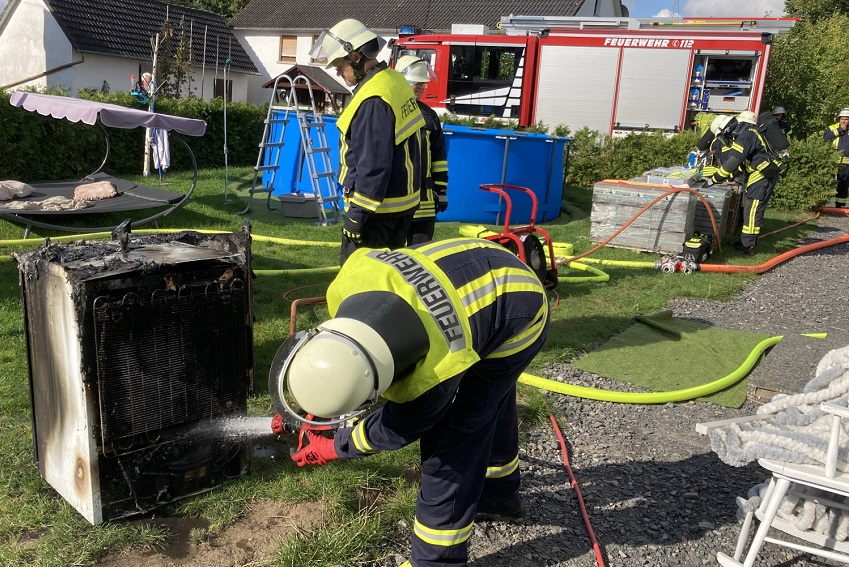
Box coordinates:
[392,15,797,135]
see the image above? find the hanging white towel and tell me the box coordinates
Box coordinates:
[151,128,170,171]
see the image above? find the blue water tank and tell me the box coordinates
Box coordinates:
[261,115,569,224]
[439,125,568,224]
[262,111,341,197]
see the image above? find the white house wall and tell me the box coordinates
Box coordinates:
[0,0,76,90]
[0,0,250,101]
[71,53,249,102]
[234,30,313,104]
[234,29,394,105]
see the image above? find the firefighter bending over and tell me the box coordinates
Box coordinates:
[699,114,736,180]
[269,238,550,567]
[823,108,849,209]
[309,19,425,265]
[710,111,784,254]
[395,55,449,245]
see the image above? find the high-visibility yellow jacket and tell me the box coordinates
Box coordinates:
[337,64,425,217]
[326,238,549,403]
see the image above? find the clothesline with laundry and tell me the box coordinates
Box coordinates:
[151,128,170,175]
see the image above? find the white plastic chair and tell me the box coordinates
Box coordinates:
[712,402,849,566]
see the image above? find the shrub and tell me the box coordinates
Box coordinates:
[772,134,838,211]
[0,89,266,180]
[565,129,700,187]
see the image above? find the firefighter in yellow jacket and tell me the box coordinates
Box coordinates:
[823,108,849,209]
[395,55,449,245]
[309,19,425,265]
[269,238,550,567]
[710,111,783,254]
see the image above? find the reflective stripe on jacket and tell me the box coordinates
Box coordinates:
[326,238,549,403]
[414,101,448,220]
[337,65,425,215]
[824,123,849,164]
[715,125,777,187]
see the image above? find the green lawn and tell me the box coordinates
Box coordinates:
[0,166,816,566]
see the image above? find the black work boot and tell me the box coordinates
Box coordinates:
[732,241,756,255]
[476,493,524,521]
[836,202,846,209]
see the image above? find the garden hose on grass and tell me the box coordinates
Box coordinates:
[0,228,339,250]
[458,224,612,283]
[0,227,789,405]
[518,334,783,403]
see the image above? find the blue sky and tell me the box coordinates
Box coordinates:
[624,0,786,17]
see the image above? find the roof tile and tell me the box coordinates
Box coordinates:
[229,0,586,31]
[44,0,257,74]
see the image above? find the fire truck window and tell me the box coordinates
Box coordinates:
[450,46,476,79]
[447,44,525,117]
[396,49,436,69]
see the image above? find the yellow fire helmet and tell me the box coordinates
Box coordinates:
[395,55,437,85]
[710,115,733,135]
[737,110,757,125]
[269,317,394,426]
[309,18,386,69]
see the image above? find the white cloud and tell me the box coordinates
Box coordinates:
[654,8,675,17]
[683,0,786,17]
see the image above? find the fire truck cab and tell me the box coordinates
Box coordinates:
[392,16,796,135]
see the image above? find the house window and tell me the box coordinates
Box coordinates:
[214,78,232,100]
[280,35,297,63]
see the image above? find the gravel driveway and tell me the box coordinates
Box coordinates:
[447,213,849,567]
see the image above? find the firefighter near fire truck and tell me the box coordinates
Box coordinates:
[708,110,789,254]
[268,238,550,567]
[395,54,449,245]
[823,108,849,209]
[309,19,425,265]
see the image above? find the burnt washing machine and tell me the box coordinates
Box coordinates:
[14,226,255,524]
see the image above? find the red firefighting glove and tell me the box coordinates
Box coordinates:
[271,414,286,435]
[291,430,339,466]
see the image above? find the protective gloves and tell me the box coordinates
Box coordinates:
[435,192,448,213]
[271,413,286,435]
[342,210,368,244]
[291,430,339,466]
[711,171,729,184]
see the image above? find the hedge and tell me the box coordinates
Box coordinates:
[0,93,840,211]
[0,89,265,181]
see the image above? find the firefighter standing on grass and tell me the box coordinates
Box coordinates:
[270,238,550,567]
[710,111,783,254]
[309,19,425,265]
[395,55,449,245]
[823,108,849,209]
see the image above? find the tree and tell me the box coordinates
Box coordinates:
[153,16,196,100]
[763,14,849,138]
[785,0,849,22]
[164,0,250,22]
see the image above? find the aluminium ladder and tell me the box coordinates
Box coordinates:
[290,76,342,226]
[238,75,341,225]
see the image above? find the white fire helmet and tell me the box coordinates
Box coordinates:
[710,115,733,135]
[395,55,437,85]
[280,318,395,420]
[772,106,786,115]
[838,108,849,119]
[308,19,386,69]
[737,111,758,125]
